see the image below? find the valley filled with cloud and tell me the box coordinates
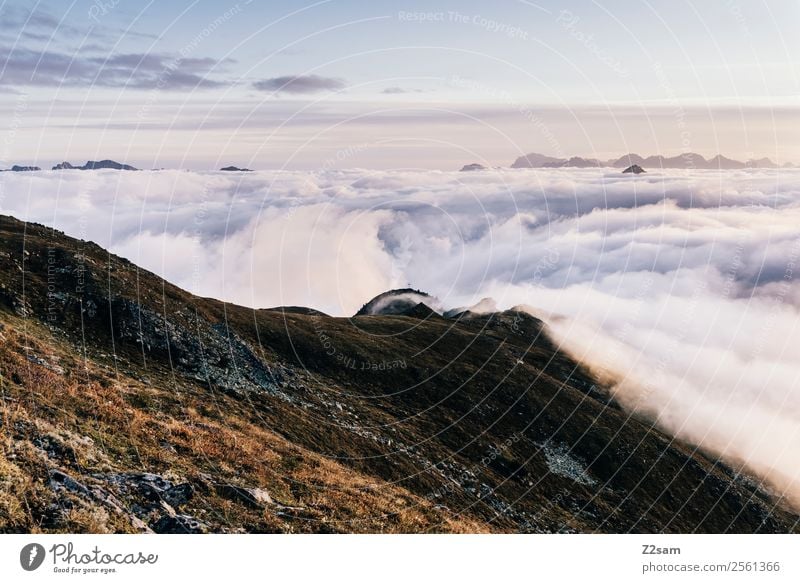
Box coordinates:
[2,166,799,504]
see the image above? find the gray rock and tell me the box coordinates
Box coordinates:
[215,483,272,508]
[151,514,209,534]
[49,469,91,496]
[162,483,194,508]
[98,472,174,502]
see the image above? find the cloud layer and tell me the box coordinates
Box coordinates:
[2,167,800,505]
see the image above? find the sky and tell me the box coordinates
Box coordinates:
[0,0,798,169]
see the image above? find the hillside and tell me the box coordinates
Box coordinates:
[0,214,796,533]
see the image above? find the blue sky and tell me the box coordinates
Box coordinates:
[0,0,797,168]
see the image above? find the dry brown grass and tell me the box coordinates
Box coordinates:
[0,313,484,533]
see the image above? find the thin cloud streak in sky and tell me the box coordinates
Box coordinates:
[0,47,233,89]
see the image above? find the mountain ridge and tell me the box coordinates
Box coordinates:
[511,152,787,169]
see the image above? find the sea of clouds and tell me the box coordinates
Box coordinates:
[2,167,799,504]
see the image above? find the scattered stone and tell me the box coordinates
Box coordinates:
[541,442,596,486]
[26,353,65,374]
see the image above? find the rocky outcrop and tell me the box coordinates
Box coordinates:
[220,166,252,172]
[622,164,646,174]
[460,163,487,171]
[45,469,202,533]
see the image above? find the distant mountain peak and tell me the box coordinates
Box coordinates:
[510,152,565,168]
[460,163,487,172]
[82,160,138,171]
[622,164,646,174]
[510,152,781,170]
[49,160,138,171]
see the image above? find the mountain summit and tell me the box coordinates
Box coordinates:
[50,160,138,171]
[355,288,441,316]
